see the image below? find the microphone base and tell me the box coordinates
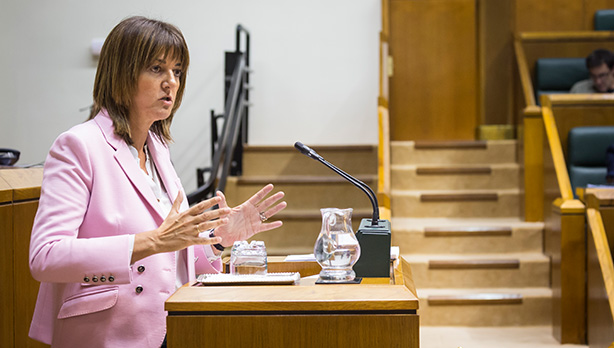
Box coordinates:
[353,218,391,278]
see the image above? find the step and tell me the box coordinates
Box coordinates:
[420,326,589,348]
[391,218,544,254]
[391,140,516,165]
[391,189,521,218]
[404,253,550,288]
[418,287,552,326]
[246,209,372,255]
[224,176,376,210]
[241,145,377,176]
[391,163,519,190]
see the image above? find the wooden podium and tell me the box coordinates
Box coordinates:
[165,257,419,347]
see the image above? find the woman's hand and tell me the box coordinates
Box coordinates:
[213,184,287,247]
[131,193,230,264]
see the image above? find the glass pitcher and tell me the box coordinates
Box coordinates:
[314,208,361,282]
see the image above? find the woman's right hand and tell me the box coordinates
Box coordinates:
[131,193,230,264]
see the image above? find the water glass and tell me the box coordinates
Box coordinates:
[230,241,267,275]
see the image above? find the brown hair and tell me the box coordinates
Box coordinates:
[89,16,190,145]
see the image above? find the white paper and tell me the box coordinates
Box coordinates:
[284,254,317,262]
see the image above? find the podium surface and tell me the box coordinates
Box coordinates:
[165,257,419,347]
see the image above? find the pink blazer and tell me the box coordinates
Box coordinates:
[29,111,221,348]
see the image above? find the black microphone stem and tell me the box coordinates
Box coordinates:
[317,157,380,225]
[294,142,380,225]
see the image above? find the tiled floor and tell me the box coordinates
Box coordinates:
[420,327,588,348]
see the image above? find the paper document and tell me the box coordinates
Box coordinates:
[284,254,317,262]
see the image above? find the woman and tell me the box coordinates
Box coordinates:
[28,16,286,348]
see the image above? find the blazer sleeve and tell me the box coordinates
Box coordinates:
[29,130,133,284]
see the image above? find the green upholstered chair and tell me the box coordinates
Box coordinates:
[535,58,588,105]
[567,126,614,196]
[595,9,614,31]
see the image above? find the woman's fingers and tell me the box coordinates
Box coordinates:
[186,195,223,216]
[260,200,287,220]
[247,184,274,205]
[167,192,183,218]
[258,220,283,232]
[257,191,285,213]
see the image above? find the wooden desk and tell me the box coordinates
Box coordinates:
[165,257,419,347]
[0,168,46,348]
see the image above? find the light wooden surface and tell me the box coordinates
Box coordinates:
[479,0,514,126]
[515,0,589,31]
[377,105,391,211]
[0,188,14,348]
[585,188,614,347]
[521,93,614,222]
[522,113,544,221]
[541,97,574,201]
[548,198,587,343]
[0,168,47,348]
[167,256,418,347]
[389,0,477,141]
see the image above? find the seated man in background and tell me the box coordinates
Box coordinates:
[570,48,614,93]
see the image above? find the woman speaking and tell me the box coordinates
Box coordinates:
[28,16,286,348]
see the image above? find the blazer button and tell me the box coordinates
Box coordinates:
[83,277,90,282]
[137,265,146,273]
[108,276,115,282]
[135,285,144,294]
[92,276,98,282]
[100,276,106,282]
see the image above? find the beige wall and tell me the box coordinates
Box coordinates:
[0,0,380,191]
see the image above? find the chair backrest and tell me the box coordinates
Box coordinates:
[595,9,614,31]
[535,58,588,104]
[567,126,614,195]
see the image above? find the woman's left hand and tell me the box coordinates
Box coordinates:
[213,184,287,247]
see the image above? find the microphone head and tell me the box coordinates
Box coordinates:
[294,141,321,160]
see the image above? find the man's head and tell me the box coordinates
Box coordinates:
[586,49,614,92]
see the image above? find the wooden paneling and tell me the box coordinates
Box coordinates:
[389,0,477,141]
[0,168,46,348]
[13,201,44,348]
[585,190,614,346]
[167,257,419,348]
[0,203,14,348]
[514,0,585,32]
[480,0,514,125]
[585,0,614,30]
[168,314,419,348]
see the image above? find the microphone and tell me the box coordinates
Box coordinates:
[294,141,379,225]
[294,141,391,278]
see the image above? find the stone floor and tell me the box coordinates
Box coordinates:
[420,327,588,348]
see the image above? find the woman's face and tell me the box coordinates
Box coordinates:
[129,55,183,126]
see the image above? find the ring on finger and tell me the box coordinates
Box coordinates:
[195,223,202,233]
[259,212,268,222]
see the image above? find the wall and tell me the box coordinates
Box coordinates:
[0,0,380,191]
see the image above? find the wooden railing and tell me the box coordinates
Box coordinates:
[378,0,391,220]
[584,189,614,347]
[514,31,614,222]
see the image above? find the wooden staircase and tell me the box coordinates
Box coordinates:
[224,145,378,255]
[391,140,552,326]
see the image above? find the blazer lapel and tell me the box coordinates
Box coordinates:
[147,134,181,207]
[93,111,166,222]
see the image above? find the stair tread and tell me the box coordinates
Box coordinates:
[275,208,372,219]
[237,174,376,184]
[244,144,375,152]
[402,253,549,262]
[393,188,519,195]
[391,217,544,229]
[418,287,553,298]
[392,140,517,147]
[392,163,519,170]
